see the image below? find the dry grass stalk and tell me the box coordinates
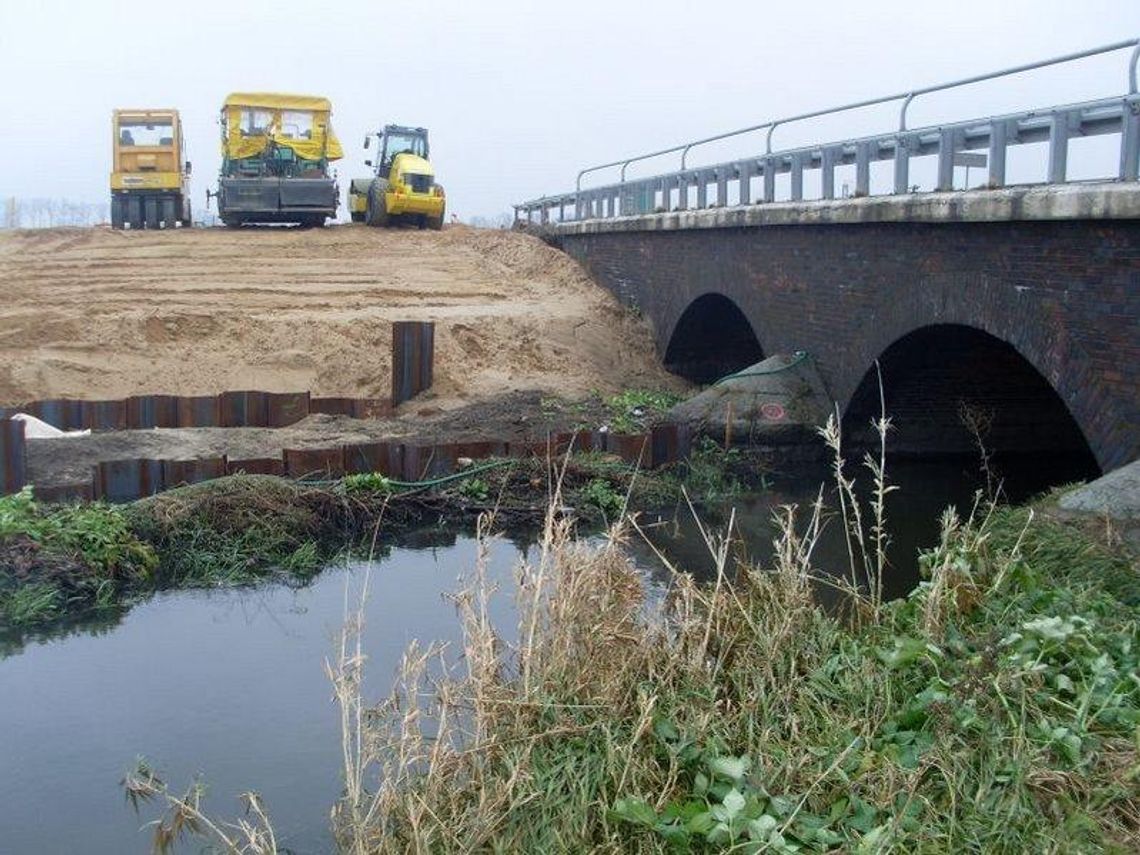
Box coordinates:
[121,760,277,854]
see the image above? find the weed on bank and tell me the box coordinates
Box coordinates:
[323,418,1138,854]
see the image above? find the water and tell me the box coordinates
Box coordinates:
[0,531,529,855]
[635,454,1094,599]
[0,453,1086,853]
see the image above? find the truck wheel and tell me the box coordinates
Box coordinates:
[366,181,389,227]
[182,199,193,227]
[161,197,176,229]
[144,197,160,230]
[110,196,124,230]
[124,196,140,229]
[427,208,444,231]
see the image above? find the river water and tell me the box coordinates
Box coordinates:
[0,455,1089,853]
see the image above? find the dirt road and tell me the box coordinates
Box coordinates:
[0,225,681,409]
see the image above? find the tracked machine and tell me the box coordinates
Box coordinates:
[110,108,192,229]
[210,93,342,227]
[349,125,445,229]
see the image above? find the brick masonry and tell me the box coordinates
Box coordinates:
[558,219,1140,472]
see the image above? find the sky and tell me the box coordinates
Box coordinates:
[1,0,1138,221]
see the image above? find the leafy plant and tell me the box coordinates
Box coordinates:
[606,389,683,434]
[343,472,395,495]
[457,476,490,502]
[0,487,156,578]
[580,478,623,520]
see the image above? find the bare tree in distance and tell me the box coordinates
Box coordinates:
[465,211,514,230]
[0,197,109,229]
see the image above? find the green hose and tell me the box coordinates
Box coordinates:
[327,457,516,493]
[384,458,514,491]
[713,350,811,386]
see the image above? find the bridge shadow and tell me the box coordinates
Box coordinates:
[843,324,1100,498]
[664,293,764,384]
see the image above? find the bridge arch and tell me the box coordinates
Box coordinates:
[843,323,1100,481]
[663,292,764,384]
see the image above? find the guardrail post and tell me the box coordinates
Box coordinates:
[716,169,728,206]
[1048,112,1069,183]
[790,153,804,201]
[893,135,910,193]
[988,121,1008,187]
[1122,98,1140,180]
[821,146,837,199]
[737,162,751,205]
[696,172,708,208]
[763,157,777,202]
[936,128,956,191]
[855,142,871,196]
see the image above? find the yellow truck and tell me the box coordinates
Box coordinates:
[212,93,342,227]
[110,108,192,229]
[349,124,445,229]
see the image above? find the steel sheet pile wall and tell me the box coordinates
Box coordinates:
[0,419,27,496]
[20,425,690,504]
[0,307,689,501]
[1,390,389,432]
[391,321,434,407]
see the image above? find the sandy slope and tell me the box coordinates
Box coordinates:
[0,224,681,408]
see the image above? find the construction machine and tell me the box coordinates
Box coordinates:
[210,93,342,227]
[348,125,445,229]
[110,108,192,229]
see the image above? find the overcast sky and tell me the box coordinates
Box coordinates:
[2,0,1138,220]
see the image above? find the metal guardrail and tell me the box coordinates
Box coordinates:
[515,39,1140,224]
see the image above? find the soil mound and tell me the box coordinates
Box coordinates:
[0,224,684,408]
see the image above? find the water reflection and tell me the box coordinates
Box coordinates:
[0,530,524,855]
[631,454,1089,602]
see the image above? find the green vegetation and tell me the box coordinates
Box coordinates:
[342,471,395,495]
[326,492,1139,853]
[539,388,684,434]
[456,475,491,502]
[0,452,693,633]
[126,476,333,587]
[0,487,156,627]
[676,436,748,502]
[581,477,624,521]
[605,389,684,434]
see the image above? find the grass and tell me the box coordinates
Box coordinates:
[0,454,691,634]
[539,388,684,434]
[101,428,1136,852]
[321,452,1138,852]
[0,486,156,627]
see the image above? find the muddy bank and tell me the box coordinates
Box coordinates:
[1,446,722,635]
[25,391,564,486]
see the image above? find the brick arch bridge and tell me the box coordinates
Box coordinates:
[553,187,1140,472]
